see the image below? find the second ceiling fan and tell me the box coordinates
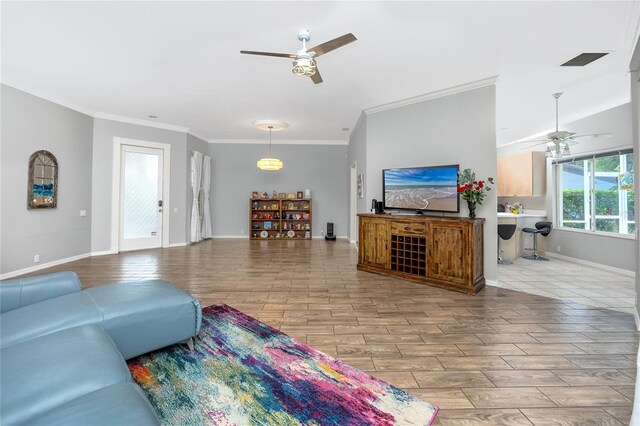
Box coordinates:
[517,92,612,159]
[240,29,357,84]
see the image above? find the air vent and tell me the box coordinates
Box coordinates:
[561,53,608,67]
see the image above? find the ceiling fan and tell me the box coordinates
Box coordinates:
[517,92,612,159]
[240,29,357,84]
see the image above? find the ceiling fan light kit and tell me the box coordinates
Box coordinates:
[241,29,357,84]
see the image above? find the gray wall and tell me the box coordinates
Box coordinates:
[499,103,635,272]
[186,134,210,240]
[91,119,188,251]
[365,85,498,281]
[1,85,93,274]
[208,143,348,238]
[347,113,367,240]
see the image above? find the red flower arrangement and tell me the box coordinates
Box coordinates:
[457,168,494,218]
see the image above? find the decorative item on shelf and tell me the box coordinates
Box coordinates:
[255,121,287,171]
[303,204,309,210]
[271,202,279,210]
[252,201,258,210]
[252,191,259,199]
[272,190,278,199]
[252,223,260,229]
[260,230,269,238]
[276,233,280,239]
[304,189,311,198]
[297,191,303,199]
[457,168,494,219]
[287,193,295,199]
[264,221,272,230]
[279,193,286,199]
[287,230,295,238]
[261,191,269,199]
[288,203,294,210]
[305,231,311,238]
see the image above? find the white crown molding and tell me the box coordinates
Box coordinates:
[208,139,348,146]
[2,82,97,117]
[94,112,189,133]
[348,111,366,140]
[363,75,499,116]
[187,131,211,144]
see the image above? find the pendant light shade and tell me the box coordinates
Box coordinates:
[257,157,283,171]
[254,122,286,171]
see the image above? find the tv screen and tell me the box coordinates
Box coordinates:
[383,165,460,213]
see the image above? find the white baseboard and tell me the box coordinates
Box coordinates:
[169,242,189,247]
[635,308,640,331]
[91,250,117,256]
[312,235,349,240]
[546,252,635,277]
[211,235,250,239]
[0,253,92,280]
[485,279,499,287]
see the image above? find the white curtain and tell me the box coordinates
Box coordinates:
[190,151,203,243]
[201,155,213,239]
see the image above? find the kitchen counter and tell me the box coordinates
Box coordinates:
[497,210,548,260]
[497,212,547,218]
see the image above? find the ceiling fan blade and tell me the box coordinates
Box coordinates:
[309,33,357,57]
[240,50,296,59]
[310,69,323,84]
[571,132,613,139]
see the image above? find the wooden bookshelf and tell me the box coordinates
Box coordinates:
[250,198,312,240]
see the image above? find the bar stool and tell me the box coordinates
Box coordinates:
[497,224,517,264]
[522,221,552,261]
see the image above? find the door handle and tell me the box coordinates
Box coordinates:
[158,200,163,212]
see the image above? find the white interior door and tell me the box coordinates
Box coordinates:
[350,163,358,244]
[119,145,164,251]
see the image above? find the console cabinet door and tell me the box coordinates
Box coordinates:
[360,218,390,269]
[428,222,467,284]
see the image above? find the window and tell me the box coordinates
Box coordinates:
[556,150,634,236]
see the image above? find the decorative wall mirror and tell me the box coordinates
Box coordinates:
[27,150,58,209]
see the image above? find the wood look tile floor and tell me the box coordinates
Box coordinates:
[23,240,638,425]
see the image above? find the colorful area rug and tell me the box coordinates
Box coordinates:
[128,304,439,425]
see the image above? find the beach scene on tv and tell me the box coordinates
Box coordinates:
[384,166,458,211]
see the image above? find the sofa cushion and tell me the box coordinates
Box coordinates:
[1,325,131,425]
[29,383,159,426]
[1,272,81,314]
[85,280,202,359]
[0,292,102,349]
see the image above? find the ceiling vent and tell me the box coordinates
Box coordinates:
[561,53,608,67]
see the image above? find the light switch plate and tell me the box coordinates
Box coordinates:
[80,210,87,217]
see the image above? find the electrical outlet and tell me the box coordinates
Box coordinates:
[556,245,561,252]
[80,209,87,217]
[321,230,324,236]
[34,255,40,263]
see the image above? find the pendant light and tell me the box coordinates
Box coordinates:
[254,120,287,171]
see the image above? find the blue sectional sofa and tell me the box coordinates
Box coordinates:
[0,272,202,425]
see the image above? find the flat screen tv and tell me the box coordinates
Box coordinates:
[383,165,460,213]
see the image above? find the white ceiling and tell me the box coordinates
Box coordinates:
[2,1,639,145]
